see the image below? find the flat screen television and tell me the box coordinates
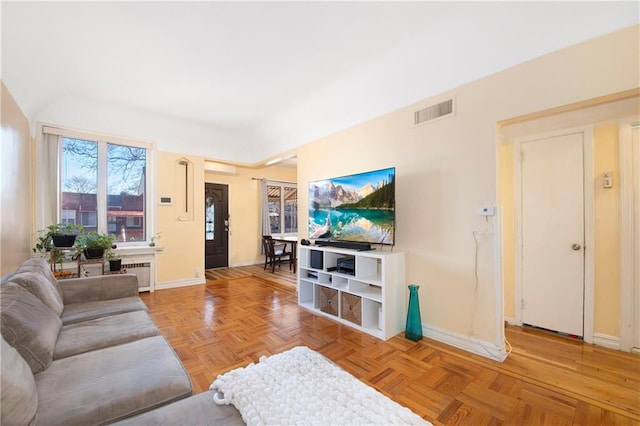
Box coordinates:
[308,167,395,246]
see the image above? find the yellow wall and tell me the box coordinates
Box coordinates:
[155,150,296,284]
[1,82,32,275]
[593,123,621,336]
[297,25,639,346]
[155,152,206,284]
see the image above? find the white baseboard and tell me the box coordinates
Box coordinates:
[155,277,206,291]
[593,333,621,350]
[423,323,508,362]
[504,316,520,326]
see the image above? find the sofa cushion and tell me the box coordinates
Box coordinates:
[16,257,63,299]
[61,296,148,325]
[54,310,160,359]
[1,336,38,426]
[36,336,193,425]
[9,271,64,316]
[0,283,62,373]
[113,390,245,426]
[59,274,139,304]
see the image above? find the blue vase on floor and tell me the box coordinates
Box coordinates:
[405,284,423,341]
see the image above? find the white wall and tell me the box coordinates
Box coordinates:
[35,95,260,163]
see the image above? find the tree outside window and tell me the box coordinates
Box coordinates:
[61,138,147,243]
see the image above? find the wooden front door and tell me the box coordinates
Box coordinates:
[205,183,229,269]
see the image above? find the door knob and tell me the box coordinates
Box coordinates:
[571,243,581,251]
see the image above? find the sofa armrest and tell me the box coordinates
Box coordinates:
[60,274,139,304]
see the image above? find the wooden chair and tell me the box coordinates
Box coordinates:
[262,235,292,273]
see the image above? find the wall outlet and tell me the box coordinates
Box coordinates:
[195,267,202,278]
[477,205,496,216]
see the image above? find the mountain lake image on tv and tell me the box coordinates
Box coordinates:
[308,167,395,245]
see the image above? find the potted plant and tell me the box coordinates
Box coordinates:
[75,231,115,259]
[50,223,84,248]
[149,232,161,247]
[106,247,122,272]
[33,223,84,253]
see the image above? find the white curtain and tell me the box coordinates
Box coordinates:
[36,132,61,230]
[260,179,271,253]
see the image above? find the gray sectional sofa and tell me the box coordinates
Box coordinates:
[1,258,243,425]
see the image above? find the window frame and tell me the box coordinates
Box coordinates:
[265,181,297,237]
[36,124,155,247]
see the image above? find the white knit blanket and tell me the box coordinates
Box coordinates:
[210,346,431,426]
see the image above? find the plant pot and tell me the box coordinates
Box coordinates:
[84,248,105,259]
[109,259,122,272]
[52,234,77,248]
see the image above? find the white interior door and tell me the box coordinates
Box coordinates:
[520,132,585,336]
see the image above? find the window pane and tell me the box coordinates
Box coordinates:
[284,187,297,233]
[205,196,214,241]
[268,185,281,234]
[80,211,97,227]
[61,209,76,225]
[62,138,98,232]
[107,143,146,242]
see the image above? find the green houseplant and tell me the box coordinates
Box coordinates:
[148,232,161,247]
[75,231,115,259]
[106,247,122,272]
[33,223,84,253]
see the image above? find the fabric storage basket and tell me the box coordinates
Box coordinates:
[319,286,338,317]
[341,293,362,326]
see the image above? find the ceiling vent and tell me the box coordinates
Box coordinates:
[413,98,454,126]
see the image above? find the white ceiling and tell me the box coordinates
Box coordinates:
[2,2,638,164]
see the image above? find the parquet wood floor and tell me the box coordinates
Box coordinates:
[140,267,640,425]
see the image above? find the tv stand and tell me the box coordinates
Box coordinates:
[315,240,373,251]
[298,245,405,340]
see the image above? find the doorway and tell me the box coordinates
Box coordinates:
[515,129,594,338]
[205,183,229,269]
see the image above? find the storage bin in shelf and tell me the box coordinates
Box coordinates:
[341,293,362,326]
[318,286,338,317]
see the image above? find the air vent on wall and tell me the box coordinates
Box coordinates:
[413,98,454,126]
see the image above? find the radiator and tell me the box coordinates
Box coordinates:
[122,262,151,291]
[81,260,152,291]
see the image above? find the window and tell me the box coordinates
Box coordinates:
[61,209,76,225]
[40,127,153,245]
[264,181,297,235]
[126,217,142,227]
[108,216,117,233]
[80,211,97,227]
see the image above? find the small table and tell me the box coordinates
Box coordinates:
[271,236,298,273]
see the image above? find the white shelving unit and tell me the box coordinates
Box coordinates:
[298,245,405,340]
